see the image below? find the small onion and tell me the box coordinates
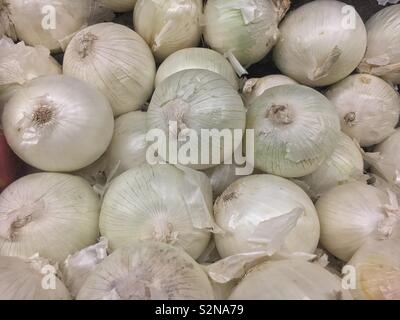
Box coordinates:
[347,239,400,300]
[204,0,290,67]
[100,164,216,259]
[64,22,156,116]
[155,48,239,90]
[316,182,400,261]
[358,5,400,85]
[301,132,365,198]
[242,75,297,106]
[134,0,203,62]
[214,174,320,258]
[326,74,400,147]
[0,173,100,262]
[77,242,214,300]
[101,0,136,12]
[229,259,349,300]
[247,84,341,178]
[273,0,367,87]
[2,75,114,172]
[0,255,71,300]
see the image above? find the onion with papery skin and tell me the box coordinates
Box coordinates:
[101,0,136,12]
[242,75,297,106]
[301,132,365,198]
[204,0,290,67]
[64,22,156,116]
[0,255,71,300]
[214,174,320,259]
[347,238,400,300]
[273,0,367,87]
[229,259,350,300]
[147,69,246,170]
[0,173,100,262]
[77,242,214,300]
[100,164,217,259]
[247,84,341,178]
[155,48,239,90]
[134,0,203,62]
[358,5,400,85]
[2,75,114,172]
[316,182,400,261]
[326,74,400,147]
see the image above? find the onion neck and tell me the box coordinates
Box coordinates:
[344,112,356,127]
[162,99,190,135]
[32,105,54,126]
[267,104,294,125]
[77,32,98,59]
[153,218,175,243]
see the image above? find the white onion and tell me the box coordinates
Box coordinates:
[204,0,290,67]
[101,0,136,12]
[0,173,101,262]
[347,238,400,300]
[155,48,239,90]
[242,75,297,106]
[100,164,217,259]
[229,259,350,300]
[147,69,246,170]
[301,132,365,198]
[133,0,203,62]
[326,74,400,147]
[63,22,156,116]
[214,174,320,259]
[247,84,341,178]
[2,75,114,172]
[77,242,214,300]
[273,0,367,87]
[0,0,113,52]
[358,5,400,84]
[0,255,71,300]
[316,182,400,261]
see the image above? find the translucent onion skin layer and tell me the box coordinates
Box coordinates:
[273,0,367,87]
[229,260,349,300]
[77,242,215,300]
[0,173,100,262]
[247,84,341,178]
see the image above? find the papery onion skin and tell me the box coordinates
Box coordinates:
[247,84,341,178]
[155,48,239,90]
[2,75,114,172]
[301,132,364,198]
[0,173,101,262]
[347,239,400,300]
[134,0,203,62]
[273,0,367,87]
[229,259,349,300]
[77,242,215,300]
[214,174,320,258]
[101,0,136,12]
[100,164,213,259]
[63,22,156,116]
[326,74,400,147]
[148,69,246,170]
[316,182,399,261]
[358,5,400,85]
[204,0,290,67]
[0,255,71,300]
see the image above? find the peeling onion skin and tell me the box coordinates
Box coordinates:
[0,173,101,262]
[64,23,156,116]
[229,259,350,300]
[247,84,341,178]
[101,0,137,12]
[326,74,400,147]
[77,242,215,300]
[0,256,71,300]
[273,0,367,87]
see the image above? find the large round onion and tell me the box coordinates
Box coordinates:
[64,22,156,116]
[0,173,100,262]
[214,174,320,259]
[273,0,367,87]
[326,74,400,147]
[247,84,341,178]
[2,75,114,172]
[77,242,214,300]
